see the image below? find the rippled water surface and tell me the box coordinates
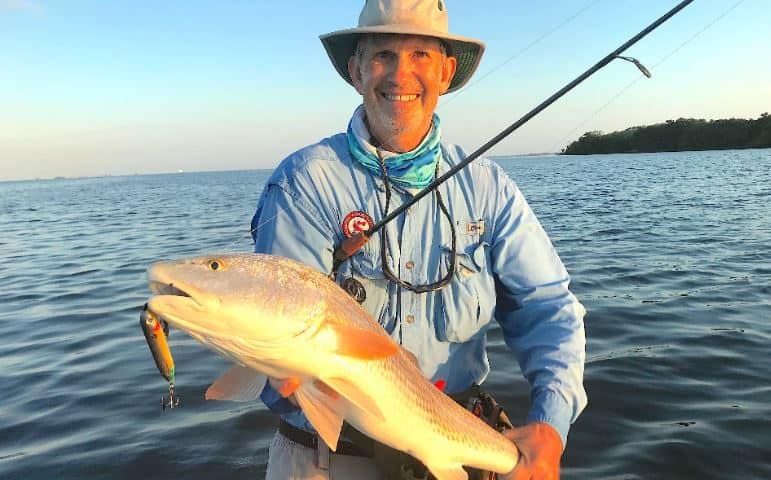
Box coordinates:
[1,149,769,479]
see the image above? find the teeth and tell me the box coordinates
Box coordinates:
[384,94,418,102]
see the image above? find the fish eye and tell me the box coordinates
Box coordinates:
[209,260,221,271]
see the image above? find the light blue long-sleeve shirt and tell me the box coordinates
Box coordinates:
[251,132,587,447]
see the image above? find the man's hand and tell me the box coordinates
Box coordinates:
[499,422,563,480]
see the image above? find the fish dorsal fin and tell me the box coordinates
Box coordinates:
[293,382,346,452]
[205,364,266,402]
[425,465,469,480]
[321,323,398,360]
[321,376,384,423]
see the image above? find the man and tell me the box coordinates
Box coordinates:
[251,1,587,479]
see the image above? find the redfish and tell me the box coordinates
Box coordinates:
[145,253,518,480]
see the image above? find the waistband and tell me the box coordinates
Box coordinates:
[278,419,374,457]
[276,385,478,458]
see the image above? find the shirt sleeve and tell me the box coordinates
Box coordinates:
[490,179,587,448]
[251,182,337,413]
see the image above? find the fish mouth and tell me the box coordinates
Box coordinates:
[147,279,205,315]
[147,261,201,306]
[146,263,206,322]
[146,285,207,339]
[149,280,191,298]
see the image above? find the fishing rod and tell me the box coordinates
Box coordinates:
[331,0,694,269]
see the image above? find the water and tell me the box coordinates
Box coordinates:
[1,149,769,479]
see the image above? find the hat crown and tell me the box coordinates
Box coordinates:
[359,0,449,33]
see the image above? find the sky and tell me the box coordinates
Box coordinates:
[1,0,769,181]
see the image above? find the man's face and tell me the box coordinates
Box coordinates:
[348,34,457,153]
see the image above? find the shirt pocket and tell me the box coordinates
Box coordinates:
[336,248,391,329]
[437,240,495,343]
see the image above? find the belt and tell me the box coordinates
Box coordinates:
[278,420,374,457]
[277,385,478,460]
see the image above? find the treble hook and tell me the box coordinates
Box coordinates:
[162,381,180,410]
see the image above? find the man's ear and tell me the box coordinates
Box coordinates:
[348,56,365,95]
[439,55,457,94]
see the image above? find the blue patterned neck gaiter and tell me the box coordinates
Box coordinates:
[346,105,442,190]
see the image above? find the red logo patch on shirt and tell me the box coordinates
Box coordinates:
[342,211,374,238]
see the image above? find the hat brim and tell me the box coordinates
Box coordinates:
[320,25,484,95]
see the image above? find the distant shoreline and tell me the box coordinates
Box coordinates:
[562,114,771,155]
[3,142,770,184]
[0,169,273,185]
[559,145,771,156]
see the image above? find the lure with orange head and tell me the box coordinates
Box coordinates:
[139,304,180,409]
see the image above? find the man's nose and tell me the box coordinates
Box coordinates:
[389,53,414,84]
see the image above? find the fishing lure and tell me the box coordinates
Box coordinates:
[140,304,180,410]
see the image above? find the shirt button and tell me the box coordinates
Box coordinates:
[405,260,414,270]
[406,314,415,324]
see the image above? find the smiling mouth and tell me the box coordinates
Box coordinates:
[381,93,419,102]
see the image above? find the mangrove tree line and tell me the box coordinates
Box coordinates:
[563,113,771,154]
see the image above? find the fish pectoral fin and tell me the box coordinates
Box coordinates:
[325,324,398,360]
[293,383,345,452]
[205,364,266,402]
[321,376,384,423]
[425,464,469,480]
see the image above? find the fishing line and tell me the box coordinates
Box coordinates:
[330,0,695,270]
[220,213,279,254]
[549,0,748,153]
[247,213,279,238]
[440,0,603,108]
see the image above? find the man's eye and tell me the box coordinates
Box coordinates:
[375,51,394,60]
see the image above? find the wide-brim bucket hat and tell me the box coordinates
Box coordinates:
[320,0,485,94]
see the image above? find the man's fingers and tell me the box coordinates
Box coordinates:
[499,423,562,480]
